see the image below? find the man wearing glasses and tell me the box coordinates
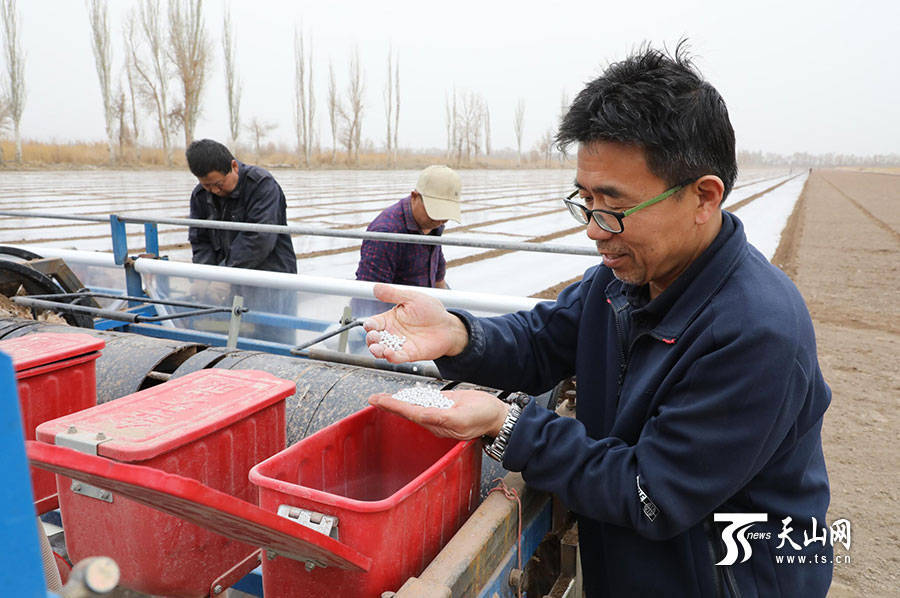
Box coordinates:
[186,139,297,342]
[363,45,832,596]
[187,139,296,275]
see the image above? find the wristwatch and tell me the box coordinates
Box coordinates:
[483,397,525,462]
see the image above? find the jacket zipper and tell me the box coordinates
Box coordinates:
[612,307,629,399]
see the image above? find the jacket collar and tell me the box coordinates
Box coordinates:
[400,195,445,236]
[227,160,248,199]
[605,211,747,342]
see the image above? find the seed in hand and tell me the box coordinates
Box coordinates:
[392,386,454,409]
[379,330,407,352]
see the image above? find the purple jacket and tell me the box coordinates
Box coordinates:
[355,195,446,287]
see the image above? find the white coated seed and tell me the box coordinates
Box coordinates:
[379,330,407,352]
[392,386,454,409]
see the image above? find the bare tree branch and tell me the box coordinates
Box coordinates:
[293,25,307,166]
[384,45,392,162]
[393,52,399,162]
[112,84,129,159]
[337,47,364,165]
[223,5,241,146]
[444,91,451,161]
[1,0,26,163]
[306,37,315,166]
[327,60,337,163]
[126,2,173,165]
[535,128,554,167]
[383,47,399,165]
[292,25,316,167]
[245,116,275,160]
[514,98,525,167]
[168,0,210,148]
[124,47,141,161]
[86,0,116,163]
[483,101,491,157]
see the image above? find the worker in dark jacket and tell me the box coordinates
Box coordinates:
[363,45,832,597]
[186,139,297,343]
[187,139,296,273]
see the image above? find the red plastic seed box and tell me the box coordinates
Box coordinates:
[0,332,105,513]
[250,405,482,598]
[35,368,295,598]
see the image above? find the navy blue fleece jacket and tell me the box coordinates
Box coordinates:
[436,212,832,597]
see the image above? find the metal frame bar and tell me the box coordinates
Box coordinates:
[24,291,238,311]
[132,258,546,313]
[11,296,236,323]
[0,209,597,257]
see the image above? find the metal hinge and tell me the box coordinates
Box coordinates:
[54,427,112,456]
[55,426,115,502]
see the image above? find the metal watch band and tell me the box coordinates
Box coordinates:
[483,401,523,462]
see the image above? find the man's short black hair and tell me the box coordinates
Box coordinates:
[557,41,737,199]
[185,139,235,178]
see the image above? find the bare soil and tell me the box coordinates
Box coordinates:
[0,293,66,323]
[776,170,899,596]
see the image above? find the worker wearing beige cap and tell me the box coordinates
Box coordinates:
[355,165,462,292]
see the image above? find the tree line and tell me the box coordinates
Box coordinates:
[0,0,569,169]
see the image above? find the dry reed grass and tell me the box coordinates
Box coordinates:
[0,140,571,170]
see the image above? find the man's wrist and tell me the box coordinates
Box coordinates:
[489,402,511,437]
[444,312,470,356]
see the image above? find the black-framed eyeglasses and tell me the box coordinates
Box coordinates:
[563,180,692,234]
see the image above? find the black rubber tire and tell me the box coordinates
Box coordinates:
[0,246,45,261]
[0,259,94,328]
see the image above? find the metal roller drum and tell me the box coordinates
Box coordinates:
[171,348,446,444]
[0,318,203,403]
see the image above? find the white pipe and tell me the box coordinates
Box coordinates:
[133,257,546,314]
[20,245,117,267]
[15,245,548,313]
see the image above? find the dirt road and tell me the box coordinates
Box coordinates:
[775,169,899,596]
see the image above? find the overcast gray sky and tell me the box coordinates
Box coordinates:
[12,0,900,156]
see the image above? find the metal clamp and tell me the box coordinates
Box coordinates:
[71,480,113,503]
[277,505,339,540]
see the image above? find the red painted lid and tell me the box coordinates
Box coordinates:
[0,332,105,372]
[26,441,371,571]
[35,369,295,462]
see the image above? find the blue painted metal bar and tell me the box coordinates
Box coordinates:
[239,311,330,331]
[477,501,553,598]
[109,215,128,266]
[231,566,263,596]
[125,323,303,357]
[143,223,159,257]
[123,268,145,305]
[0,352,51,597]
[92,319,130,331]
[110,215,148,304]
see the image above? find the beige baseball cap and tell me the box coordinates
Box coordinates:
[416,165,462,223]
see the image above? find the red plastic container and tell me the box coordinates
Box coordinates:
[35,369,295,598]
[250,405,482,598]
[0,332,104,513]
